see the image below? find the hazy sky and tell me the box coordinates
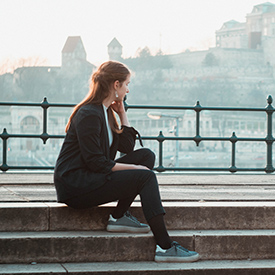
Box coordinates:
[0,0,270,67]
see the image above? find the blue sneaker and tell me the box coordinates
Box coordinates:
[155,241,200,262]
[106,211,150,233]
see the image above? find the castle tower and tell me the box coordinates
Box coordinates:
[61,36,87,68]
[107,38,123,61]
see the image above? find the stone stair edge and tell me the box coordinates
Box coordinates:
[1,172,275,186]
[2,201,275,232]
[1,260,275,274]
[2,230,275,263]
[2,229,275,237]
[2,201,275,208]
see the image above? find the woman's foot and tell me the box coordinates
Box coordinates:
[155,241,200,262]
[106,211,150,233]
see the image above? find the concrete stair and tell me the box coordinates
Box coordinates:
[1,174,275,274]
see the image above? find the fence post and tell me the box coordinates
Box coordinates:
[265,95,274,173]
[194,101,202,146]
[156,131,165,172]
[229,132,237,173]
[0,128,9,172]
[41,97,50,144]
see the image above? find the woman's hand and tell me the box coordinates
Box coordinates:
[110,100,130,127]
[112,163,150,171]
[111,100,125,115]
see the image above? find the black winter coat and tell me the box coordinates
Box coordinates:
[54,104,138,202]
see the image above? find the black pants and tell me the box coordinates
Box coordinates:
[65,148,165,222]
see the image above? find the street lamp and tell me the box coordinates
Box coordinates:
[147,112,181,167]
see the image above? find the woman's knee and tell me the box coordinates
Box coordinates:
[140,169,158,189]
[137,148,155,169]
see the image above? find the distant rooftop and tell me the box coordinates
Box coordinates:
[217,20,245,32]
[108,37,122,48]
[249,2,275,14]
[62,36,85,53]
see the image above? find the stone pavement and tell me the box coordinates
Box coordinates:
[1,172,275,202]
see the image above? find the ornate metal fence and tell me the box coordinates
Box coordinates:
[0,95,274,173]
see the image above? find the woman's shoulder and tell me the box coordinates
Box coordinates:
[74,104,103,122]
[80,103,102,112]
[78,104,103,116]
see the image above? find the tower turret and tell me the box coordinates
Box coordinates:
[108,38,123,61]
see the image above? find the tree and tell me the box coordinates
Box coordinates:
[136,47,152,58]
[13,67,57,102]
[202,53,219,67]
[0,56,48,75]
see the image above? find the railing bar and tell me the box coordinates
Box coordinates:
[6,166,55,170]
[1,134,66,139]
[1,134,268,142]
[156,167,266,171]
[0,103,268,112]
[126,105,266,112]
[142,136,266,142]
[0,102,76,108]
[1,166,266,171]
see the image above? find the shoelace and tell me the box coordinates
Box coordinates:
[172,241,190,252]
[125,211,140,224]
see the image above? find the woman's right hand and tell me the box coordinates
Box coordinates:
[135,165,150,170]
[112,163,150,171]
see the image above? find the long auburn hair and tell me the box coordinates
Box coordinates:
[65,61,130,133]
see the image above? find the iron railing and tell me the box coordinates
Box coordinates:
[0,95,274,173]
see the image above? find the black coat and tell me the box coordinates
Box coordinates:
[54,104,138,202]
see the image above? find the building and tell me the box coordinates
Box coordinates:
[216,20,247,49]
[61,36,95,74]
[108,37,123,61]
[216,2,275,68]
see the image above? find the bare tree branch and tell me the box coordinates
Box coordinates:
[0,56,48,75]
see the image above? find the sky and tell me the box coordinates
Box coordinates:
[0,0,271,67]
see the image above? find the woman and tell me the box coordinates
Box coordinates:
[54,61,199,262]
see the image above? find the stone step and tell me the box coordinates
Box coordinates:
[3,183,275,202]
[1,201,275,232]
[2,174,275,203]
[1,260,275,275]
[1,230,275,264]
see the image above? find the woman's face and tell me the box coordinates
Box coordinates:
[116,74,130,101]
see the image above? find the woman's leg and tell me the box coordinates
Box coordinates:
[116,148,155,170]
[66,148,173,248]
[115,149,173,248]
[112,148,155,217]
[65,167,172,248]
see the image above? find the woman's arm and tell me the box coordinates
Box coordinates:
[110,100,130,126]
[75,109,116,173]
[111,162,149,171]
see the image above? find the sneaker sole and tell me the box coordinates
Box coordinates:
[106,224,150,233]
[155,253,200,263]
